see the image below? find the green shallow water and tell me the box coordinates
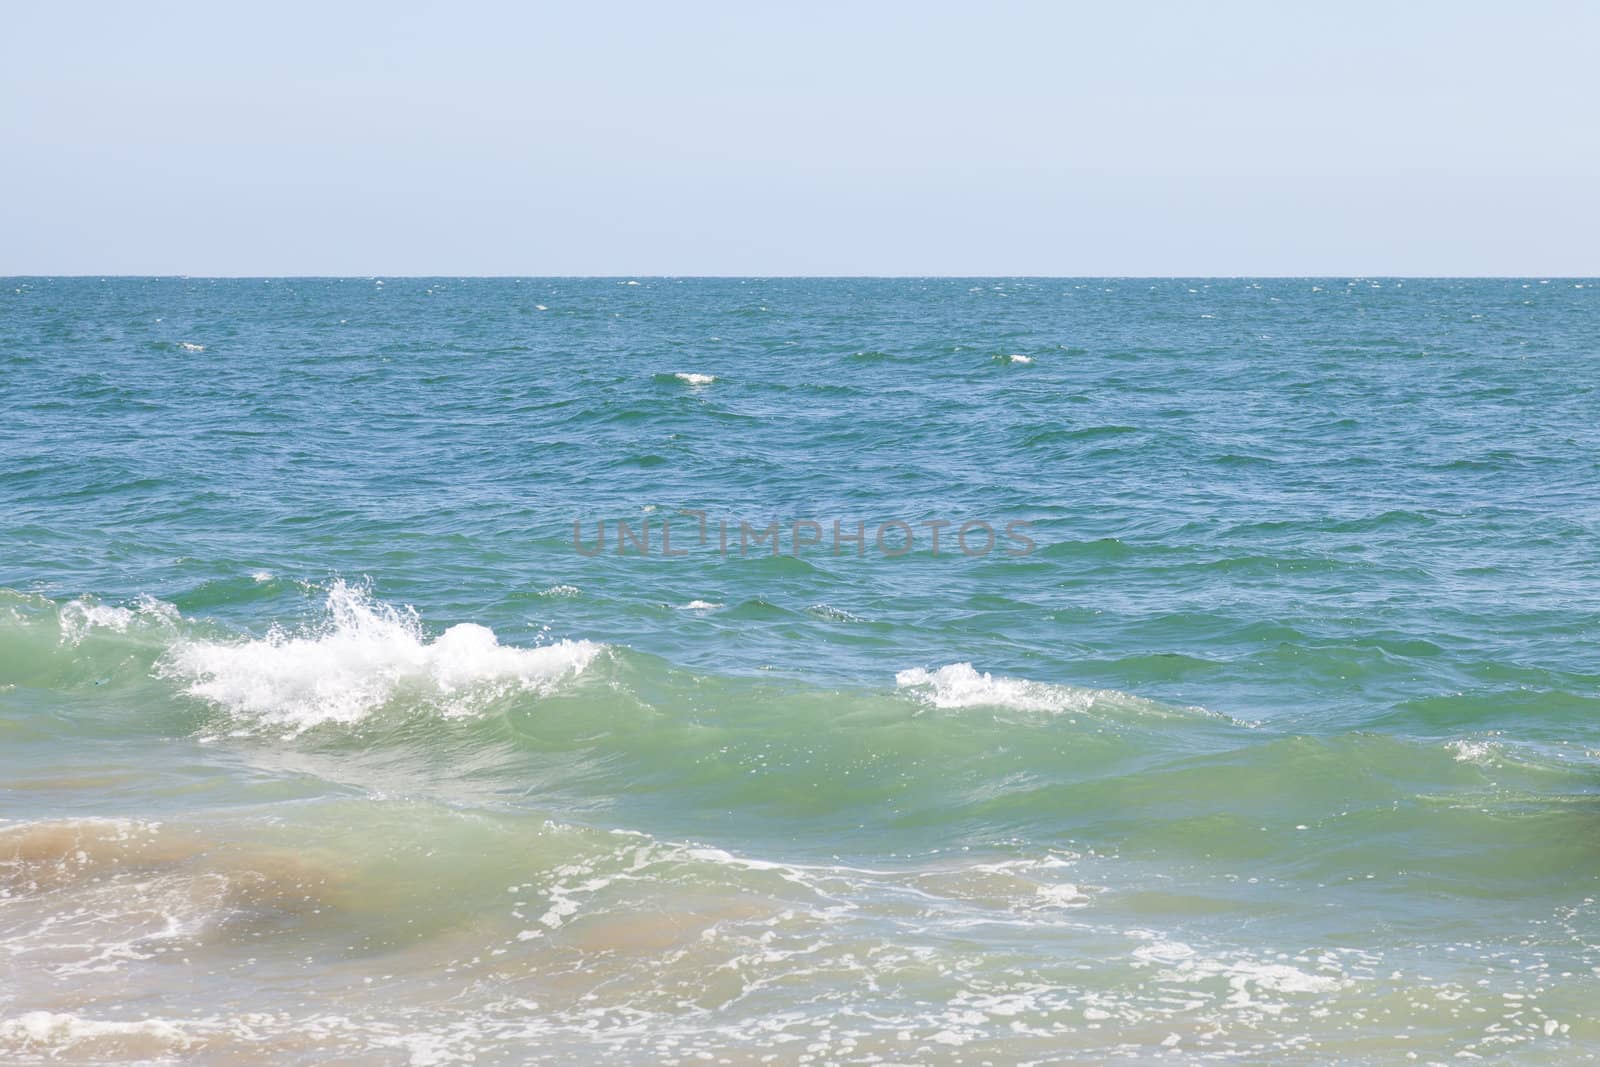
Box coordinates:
[1,277,1599,1063]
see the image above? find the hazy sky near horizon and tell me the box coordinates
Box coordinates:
[3,1,1597,275]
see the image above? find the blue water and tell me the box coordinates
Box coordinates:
[2,277,1598,1063]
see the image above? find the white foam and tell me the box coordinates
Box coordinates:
[0,1012,194,1052]
[59,601,136,642]
[678,600,721,611]
[675,372,715,386]
[177,341,205,352]
[1008,354,1032,364]
[58,595,179,645]
[894,663,1222,724]
[895,663,1096,714]
[1448,738,1498,765]
[1035,882,1088,908]
[157,581,600,731]
[0,819,213,978]
[1130,932,1349,1010]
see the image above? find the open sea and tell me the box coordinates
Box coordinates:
[2,277,1598,1065]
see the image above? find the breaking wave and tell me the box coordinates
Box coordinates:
[155,581,601,732]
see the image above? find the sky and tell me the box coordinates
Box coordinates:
[2,1,1597,275]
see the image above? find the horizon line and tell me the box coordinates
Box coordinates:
[5,273,1598,281]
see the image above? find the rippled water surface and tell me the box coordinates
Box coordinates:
[2,277,1599,1063]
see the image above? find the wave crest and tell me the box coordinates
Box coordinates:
[895,662,1216,723]
[896,663,1098,713]
[156,581,600,732]
[58,594,179,645]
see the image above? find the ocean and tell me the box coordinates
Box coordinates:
[2,277,1597,1064]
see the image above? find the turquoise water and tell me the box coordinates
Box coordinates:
[2,277,1598,1063]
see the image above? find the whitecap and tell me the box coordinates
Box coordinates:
[157,581,600,732]
[895,662,1219,723]
[678,600,721,611]
[674,372,715,386]
[177,341,205,352]
[58,595,179,645]
[894,663,1097,714]
[1447,738,1498,765]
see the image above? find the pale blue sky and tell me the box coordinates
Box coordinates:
[3,1,1596,275]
